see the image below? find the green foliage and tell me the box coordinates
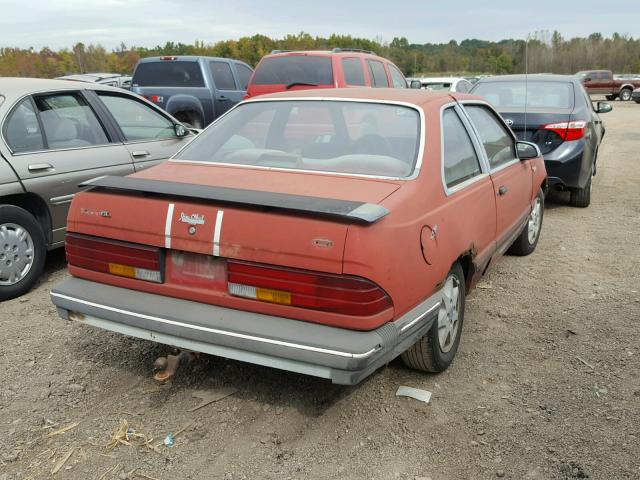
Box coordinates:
[1,31,639,78]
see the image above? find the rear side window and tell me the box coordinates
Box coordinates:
[33,93,109,149]
[367,60,389,88]
[388,64,407,88]
[210,61,236,90]
[464,105,516,169]
[4,98,45,153]
[98,94,176,141]
[442,108,482,188]
[235,64,253,90]
[132,61,205,87]
[342,58,365,86]
[252,56,333,86]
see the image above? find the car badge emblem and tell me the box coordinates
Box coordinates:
[180,213,205,226]
[505,119,514,127]
[313,238,333,248]
[188,226,197,236]
[80,207,111,218]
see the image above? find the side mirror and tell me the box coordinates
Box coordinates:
[516,141,541,161]
[410,80,422,89]
[174,123,189,137]
[596,102,613,114]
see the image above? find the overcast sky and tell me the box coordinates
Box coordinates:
[1,0,637,50]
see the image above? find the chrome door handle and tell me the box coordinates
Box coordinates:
[28,163,54,172]
[131,151,150,158]
[498,185,508,196]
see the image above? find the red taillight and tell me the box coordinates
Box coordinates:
[543,121,587,141]
[160,56,177,61]
[227,261,392,316]
[66,234,163,283]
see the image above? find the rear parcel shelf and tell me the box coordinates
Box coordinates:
[79,176,390,224]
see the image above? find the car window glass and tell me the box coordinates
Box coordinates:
[442,108,482,188]
[132,61,205,87]
[98,94,176,141]
[342,58,365,86]
[175,100,420,178]
[367,60,389,88]
[210,61,236,90]
[465,105,516,169]
[388,64,407,88]
[456,80,471,93]
[235,64,253,90]
[473,81,574,109]
[4,98,45,153]
[32,93,109,150]
[252,56,333,85]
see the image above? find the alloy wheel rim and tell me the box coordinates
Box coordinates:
[527,198,542,245]
[0,223,35,286]
[437,275,461,353]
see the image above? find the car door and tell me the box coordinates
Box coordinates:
[462,103,533,254]
[440,105,497,276]
[92,91,191,172]
[209,60,244,115]
[1,91,134,246]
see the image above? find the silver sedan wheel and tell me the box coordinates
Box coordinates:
[437,274,461,353]
[0,223,35,286]
[527,197,542,245]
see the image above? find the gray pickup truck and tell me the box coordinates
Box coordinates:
[130,56,254,128]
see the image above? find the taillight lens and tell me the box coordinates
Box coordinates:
[543,121,587,141]
[66,234,163,283]
[227,260,392,316]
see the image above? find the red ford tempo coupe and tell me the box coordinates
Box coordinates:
[51,89,547,385]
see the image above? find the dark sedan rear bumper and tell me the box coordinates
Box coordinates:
[51,278,442,385]
[544,139,593,190]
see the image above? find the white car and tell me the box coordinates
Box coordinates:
[408,76,473,93]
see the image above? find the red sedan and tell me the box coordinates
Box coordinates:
[51,88,547,385]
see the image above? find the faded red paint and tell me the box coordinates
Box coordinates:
[65,89,547,331]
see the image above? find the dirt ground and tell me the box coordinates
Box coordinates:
[1,101,639,480]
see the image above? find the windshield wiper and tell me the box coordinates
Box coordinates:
[285,82,318,89]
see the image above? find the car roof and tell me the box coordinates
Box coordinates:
[244,87,472,109]
[413,77,466,83]
[0,77,128,106]
[137,55,246,64]
[265,50,386,59]
[476,74,578,83]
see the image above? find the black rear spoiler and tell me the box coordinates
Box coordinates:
[80,176,390,224]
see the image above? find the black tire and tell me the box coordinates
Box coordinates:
[619,88,632,102]
[605,94,616,101]
[401,263,465,373]
[570,175,592,208]
[508,188,544,256]
[0,205,46,301]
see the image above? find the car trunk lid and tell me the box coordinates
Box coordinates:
[497,109,574,155]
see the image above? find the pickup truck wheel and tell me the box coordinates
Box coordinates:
[507,188,544,256]
[570,175,592,208]
[401,263,465,373]
[0,205,46,301]
[619,89,632,101]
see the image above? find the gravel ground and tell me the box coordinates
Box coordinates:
[1,101,639,480]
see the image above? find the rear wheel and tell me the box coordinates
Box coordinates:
[0,205,46,301]
[508,189,544,256]
[619,88,632,102]
[401,263,465,373]
[570,174,592,208]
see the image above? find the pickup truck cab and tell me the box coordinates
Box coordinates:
[246,49,411,98]
[51,89,547,385]
[131,56,254,127]
[577,70,640,101]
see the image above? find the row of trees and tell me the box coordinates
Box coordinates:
[1,31,639,79]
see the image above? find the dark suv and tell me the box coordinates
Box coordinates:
[471,74,612,207]
[131,56,254,128]
[246,48,411,98]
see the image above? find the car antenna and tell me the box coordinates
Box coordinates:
[524,33,530,139]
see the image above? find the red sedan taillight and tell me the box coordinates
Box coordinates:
[227,260,392,316]
[543,121,588,141]
[66,234,163,283]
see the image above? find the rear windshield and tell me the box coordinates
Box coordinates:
[132,61,204,87]
[251,56,333,86]
[473,81,575,109]
[174,100,421,178]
